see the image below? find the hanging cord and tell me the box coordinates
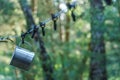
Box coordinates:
[43,10,64,24]
[21,25,39,43]
[0,1,77,43]
[20,2,77,38]
[0,35,19,43]
[37,2,77,35]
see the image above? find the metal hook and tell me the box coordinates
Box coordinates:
[21,33,26,44]
[18,40,32,48]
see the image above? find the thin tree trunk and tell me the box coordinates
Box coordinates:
[46,0,55,53]
[89,0,107,80]
[116,0,120,76]
[31,0,37,13]
[59,20,63,41]
[60,14,71,80]
[65,14,70,42]
[14,69,19,80]
[117,0,120,26]
[19,0,54,80]
[118,2,120,15]
[79,54,89,80]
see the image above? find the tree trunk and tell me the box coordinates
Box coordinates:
[116,0,120,13]
[65,14,70,42]
[59,19,63,41]
[19,0,54,80]
[31,0,37,13]
[116,0,120,26]
[89,0,107,80]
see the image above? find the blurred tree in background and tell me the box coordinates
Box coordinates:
[0,0,120,80]
[89,0,107,80]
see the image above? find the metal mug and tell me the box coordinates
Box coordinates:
[10,46,35,70]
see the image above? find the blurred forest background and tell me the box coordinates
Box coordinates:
[0,0,120,80]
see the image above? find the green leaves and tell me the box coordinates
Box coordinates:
[0,0,15,15]
[0,0,16,23]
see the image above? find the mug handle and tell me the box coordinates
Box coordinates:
[18,41,32,49]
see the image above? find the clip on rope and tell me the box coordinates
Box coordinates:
[51,13,58,31]
[40,22,46,36]
[67,2,76,22]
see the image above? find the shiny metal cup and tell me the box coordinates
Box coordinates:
[10,46,35,70]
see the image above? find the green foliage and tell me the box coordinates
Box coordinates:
[0,0,15,15]
[0,0,15,23]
